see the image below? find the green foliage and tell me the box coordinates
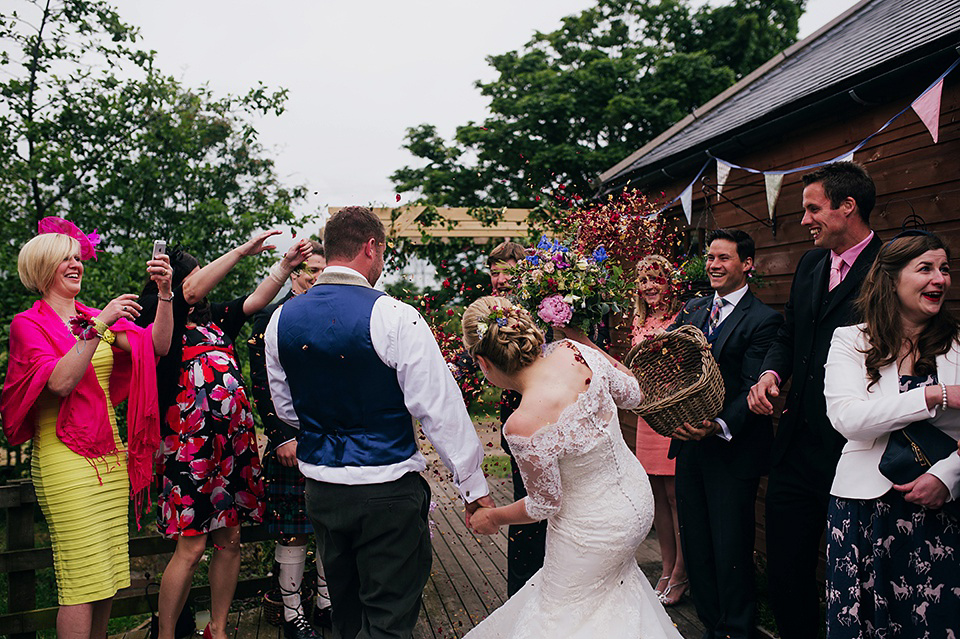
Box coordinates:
[0,1,308,314]
[392,0,805,209]
[386,0,804,286]
[481,454,512,479]
[0,0,310,462]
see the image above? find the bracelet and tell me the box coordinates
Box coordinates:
[158,294,174,302]
[268,261,290,285]
[940,382,949,411]
[91,318,117,345]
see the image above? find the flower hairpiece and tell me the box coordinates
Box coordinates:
[38,217,100,261]
[476,306,512,340]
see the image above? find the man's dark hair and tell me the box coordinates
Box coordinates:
[487,241,526,269]
[308,239,324,257]
[706,228,755,263]
[323,206,385,261]
[801,161,876,223]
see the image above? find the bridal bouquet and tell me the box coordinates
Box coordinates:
[509,236,631,332]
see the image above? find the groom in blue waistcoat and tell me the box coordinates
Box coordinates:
[264,206,493,639]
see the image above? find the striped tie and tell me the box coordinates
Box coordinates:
[708,298,726,336]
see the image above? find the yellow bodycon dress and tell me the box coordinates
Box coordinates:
[31,339,130,605]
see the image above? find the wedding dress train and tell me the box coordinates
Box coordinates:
[465,342,682,638]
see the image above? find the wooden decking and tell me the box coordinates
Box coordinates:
[114,469,704,639]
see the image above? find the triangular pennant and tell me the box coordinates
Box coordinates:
[912,78,944,143]
[716,161,732,201]
[680,183,693,225]
[764,173,784,221]
[836,151,855,164]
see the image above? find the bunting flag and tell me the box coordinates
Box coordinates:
[912,78,944,143]
[680,183,693,225]
[764,173,784,221]
[836,151,855,164]
[716,161,732,201]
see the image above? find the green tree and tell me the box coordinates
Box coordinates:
[0,0,309,337]
[391,0,804,208]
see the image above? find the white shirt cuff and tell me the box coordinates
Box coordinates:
[714,418,733,441]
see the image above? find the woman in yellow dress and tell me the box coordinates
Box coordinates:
[1,218,173,639]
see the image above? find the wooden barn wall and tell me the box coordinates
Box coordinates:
[658,73,960,315]
[613,72,960,563]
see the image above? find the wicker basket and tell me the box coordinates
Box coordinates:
[623,325,725,437]
[262,588,314,627]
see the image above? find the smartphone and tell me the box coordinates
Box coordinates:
[152,240,166,258]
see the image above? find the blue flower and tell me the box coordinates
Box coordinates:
[551,240,569,253]
[592,246,608,263]
[496,318,507,327]
[537,235,552,250]
[525,254,541,266]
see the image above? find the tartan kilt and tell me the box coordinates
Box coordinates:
[263,452,313,536]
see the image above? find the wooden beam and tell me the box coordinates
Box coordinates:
[328,207,533,240]
[0,576,275,634]
[0,525,280,575]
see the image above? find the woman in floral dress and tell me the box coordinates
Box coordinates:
[138,232,311,639]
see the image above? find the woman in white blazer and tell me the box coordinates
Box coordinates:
[823,230,960,637]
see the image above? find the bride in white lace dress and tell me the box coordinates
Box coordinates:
[460,297,682,639]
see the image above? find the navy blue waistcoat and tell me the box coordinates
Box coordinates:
[277,284,417,467]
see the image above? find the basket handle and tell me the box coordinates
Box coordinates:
[624,324,709,369]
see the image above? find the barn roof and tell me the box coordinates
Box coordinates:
[598,0,960,191]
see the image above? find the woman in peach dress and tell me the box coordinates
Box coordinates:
[629,254,687,606]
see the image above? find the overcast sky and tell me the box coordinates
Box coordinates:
[121,0,861,224]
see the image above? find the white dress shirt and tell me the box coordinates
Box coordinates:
[264,266,490,502]
[710,283,750,441]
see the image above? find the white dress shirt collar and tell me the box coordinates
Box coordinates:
[321,265,366,279]
[713,283,749,309]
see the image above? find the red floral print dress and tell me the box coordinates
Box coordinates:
[158,309,265,537]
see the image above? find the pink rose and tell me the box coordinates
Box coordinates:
[537,294,573,327]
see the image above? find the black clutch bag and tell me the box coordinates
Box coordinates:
[879,419,960,518]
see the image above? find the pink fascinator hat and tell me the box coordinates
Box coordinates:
[37,216,101,261]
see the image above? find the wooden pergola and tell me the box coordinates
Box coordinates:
[328,206,534,243]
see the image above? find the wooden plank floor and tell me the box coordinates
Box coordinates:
[118,469,705,639]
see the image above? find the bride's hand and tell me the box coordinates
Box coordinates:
[469,507,500,535]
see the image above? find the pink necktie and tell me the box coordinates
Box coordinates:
[828,254,844,291]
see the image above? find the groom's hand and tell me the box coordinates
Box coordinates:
[672,420,719,441]
[276,441,298,467]
[465,495,495,527]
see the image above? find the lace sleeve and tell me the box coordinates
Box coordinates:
[505,429,565,521]
[606,363,643,410]
[571,341,643,410]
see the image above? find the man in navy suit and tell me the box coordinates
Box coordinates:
[669,229,783,639]
[748,162,881,639]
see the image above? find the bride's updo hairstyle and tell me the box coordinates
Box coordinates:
[462,296,544,374]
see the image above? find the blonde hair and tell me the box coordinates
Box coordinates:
[18,234,81,294]
[634,254,681,323]
[462,296,544,374]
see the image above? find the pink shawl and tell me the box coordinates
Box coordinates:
[1,299,161,508]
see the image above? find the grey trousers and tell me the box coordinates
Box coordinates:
[304,473,432,639]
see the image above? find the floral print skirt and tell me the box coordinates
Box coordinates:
[158,328,265,537]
